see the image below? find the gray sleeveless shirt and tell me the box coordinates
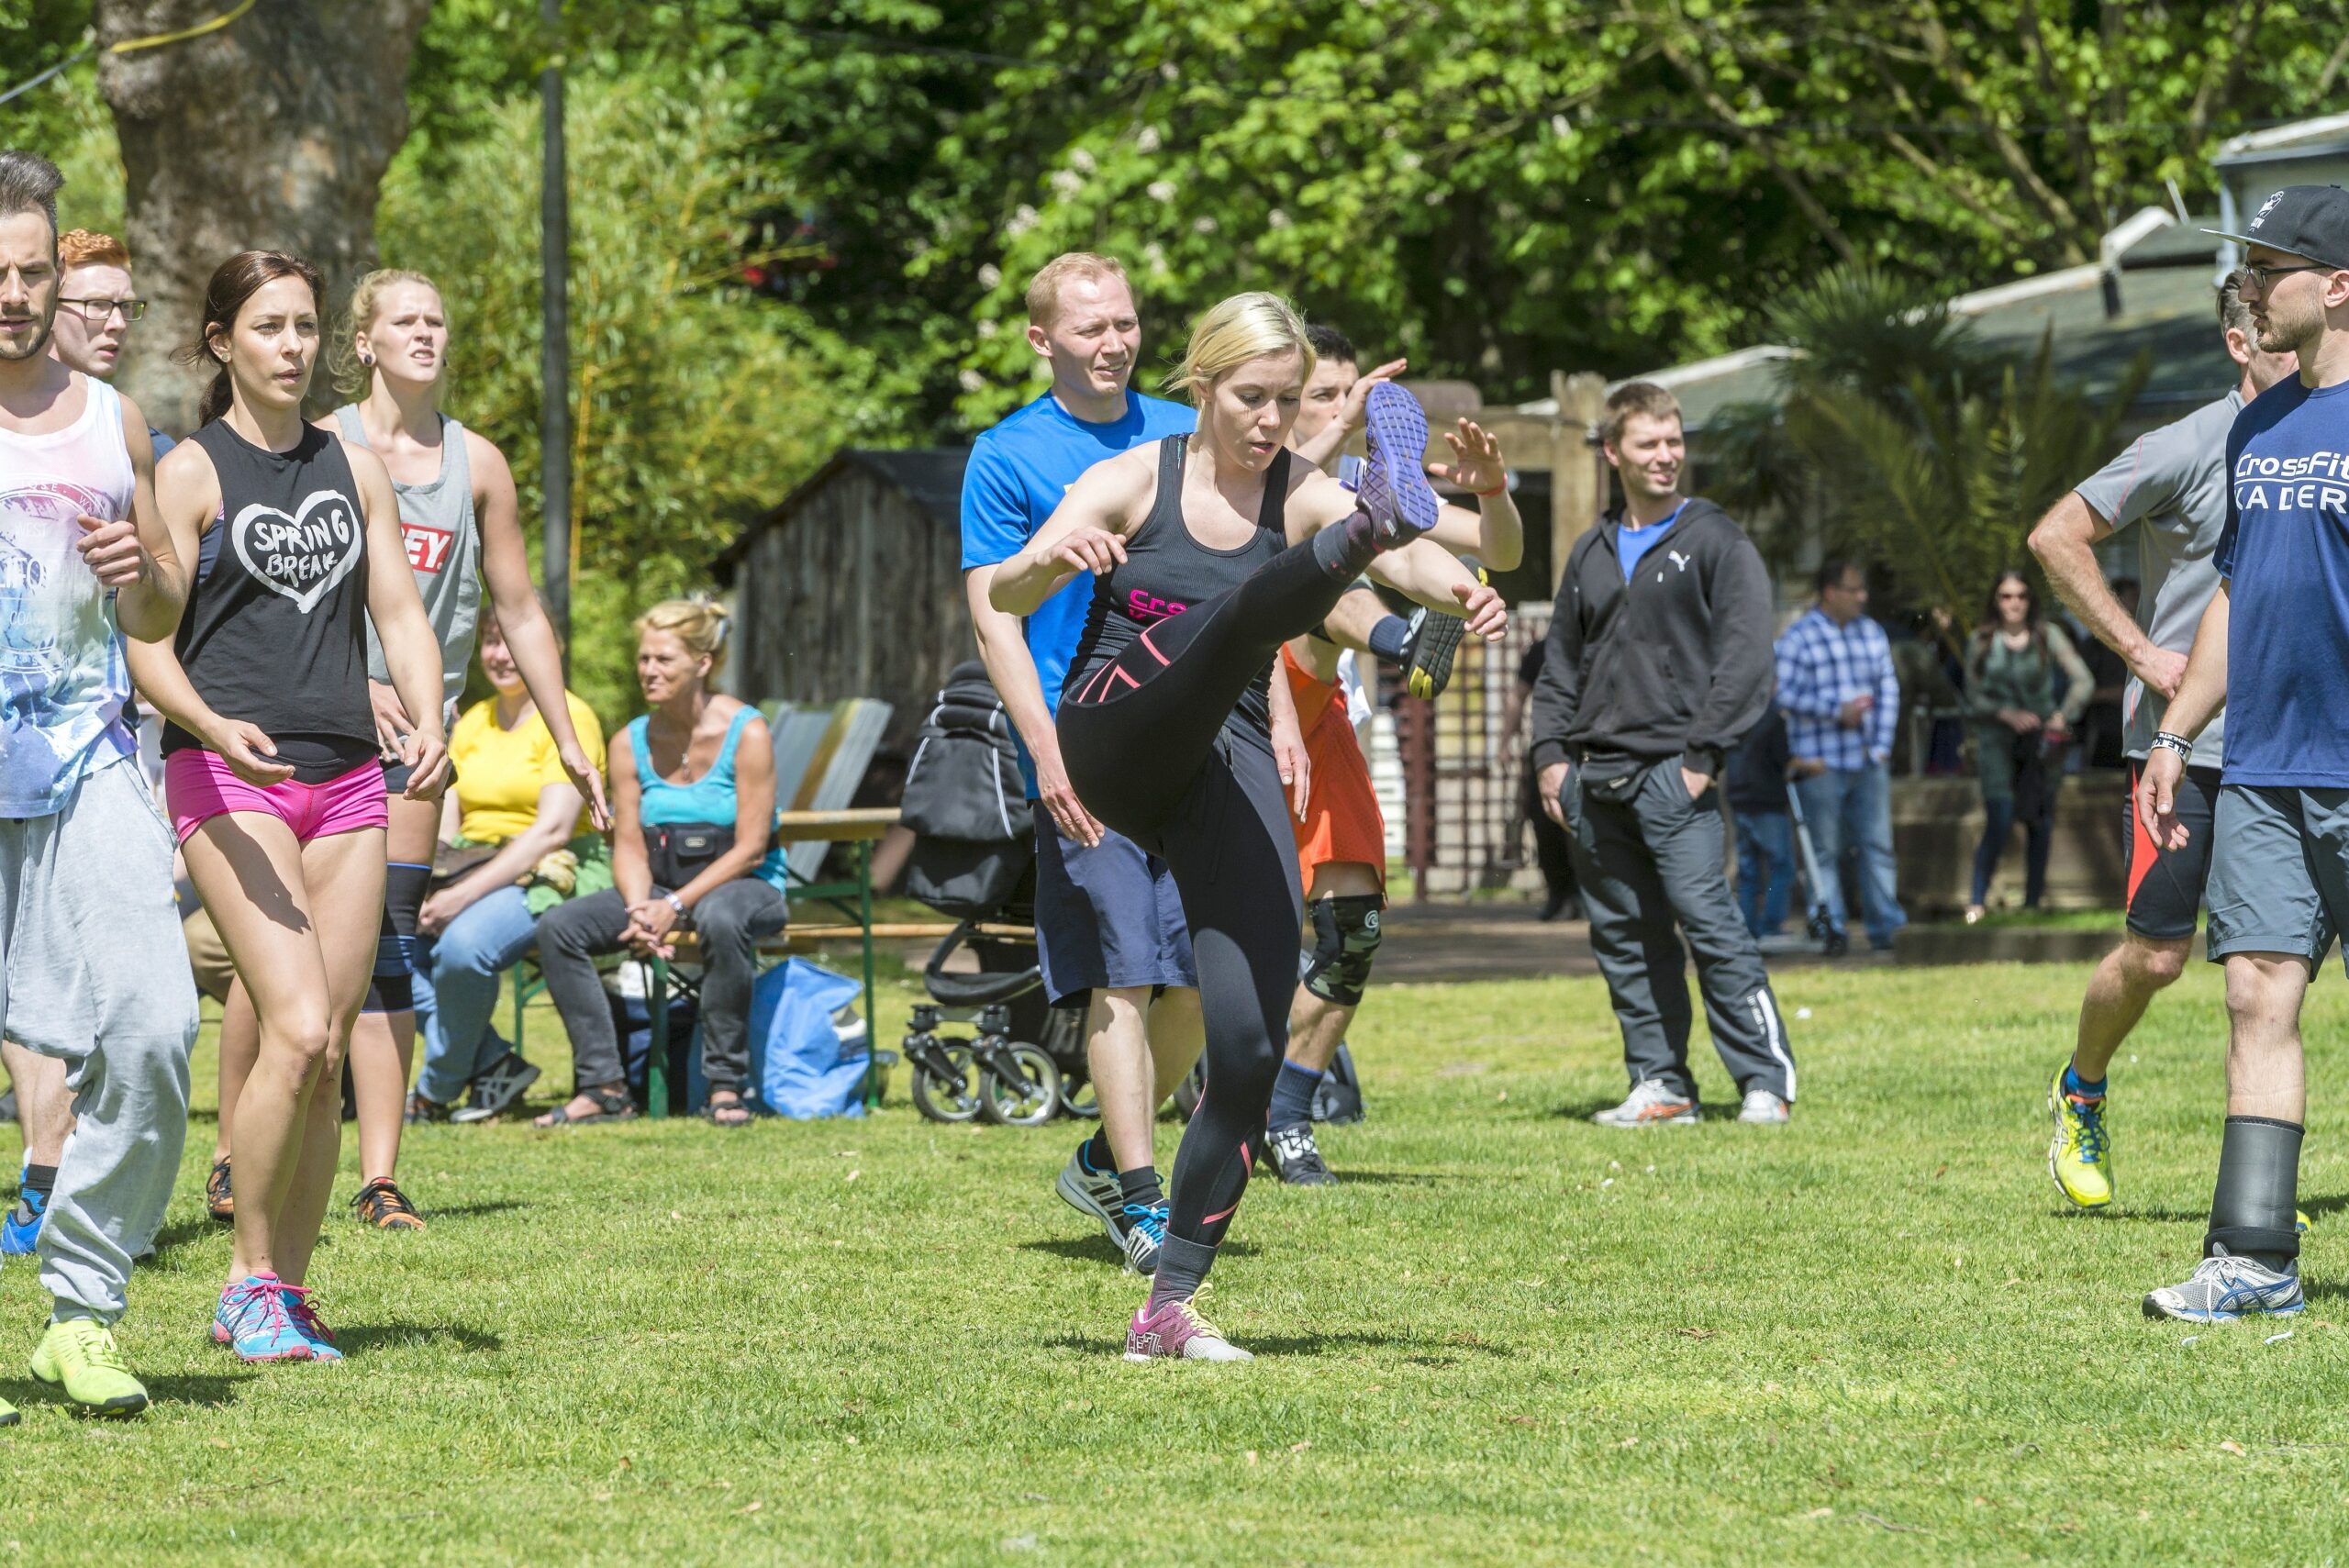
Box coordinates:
[340,405,481,717]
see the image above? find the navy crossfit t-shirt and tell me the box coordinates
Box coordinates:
[2213,375,2349,786]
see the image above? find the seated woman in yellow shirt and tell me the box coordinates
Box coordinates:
[408,609,607,1122]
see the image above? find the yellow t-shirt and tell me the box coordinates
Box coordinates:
[450,692,607,844]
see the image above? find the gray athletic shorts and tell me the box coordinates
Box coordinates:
[0,753,199,1057]
[2205,782,2349,970]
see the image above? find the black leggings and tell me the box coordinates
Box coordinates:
[1060,531,1370,1251]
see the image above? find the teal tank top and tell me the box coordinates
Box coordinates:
[627,707,789,893]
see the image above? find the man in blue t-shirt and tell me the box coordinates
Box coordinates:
[960,252,1198,1274]
[2139,183,2349,1324]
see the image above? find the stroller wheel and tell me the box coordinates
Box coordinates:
[911,1044,983,1123]
[1058,1075,1099,1120]
[979,1044,1062,1128]
[1170,1059,1206,1121]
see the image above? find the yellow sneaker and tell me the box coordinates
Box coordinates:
[2047,1062,2112,1210]
[30,1318,149,1417]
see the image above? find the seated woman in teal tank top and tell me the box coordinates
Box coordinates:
[533,600,787,1127]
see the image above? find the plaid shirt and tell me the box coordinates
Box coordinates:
[1775,607,1899,770]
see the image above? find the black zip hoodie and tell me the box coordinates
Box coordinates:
[1527,496,1776,781]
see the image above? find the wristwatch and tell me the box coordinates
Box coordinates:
[662,892,686,917]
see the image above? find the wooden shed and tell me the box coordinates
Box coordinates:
[713,447,974,761]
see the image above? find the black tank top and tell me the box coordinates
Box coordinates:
[1066,435,1289,739]
[161,421,379,783]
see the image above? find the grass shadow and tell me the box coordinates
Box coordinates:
[1315,1170,1445,1187]
[333,1320,505,1356]
[146,1215,228,1259]
[417,1200,528,1222]
[0,1372,250,1411]
[1039,1329,1420,1360]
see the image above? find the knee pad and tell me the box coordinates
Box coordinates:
[1300,894,1384,1007]
[363,862,431,1014]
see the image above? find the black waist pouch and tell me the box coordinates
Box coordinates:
[645,821,736,889]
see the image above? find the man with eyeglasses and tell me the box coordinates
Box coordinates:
[2137,184,2349,1322]
[2027,270,2297,1218]
[2,228,173,1264]
[48,230,168,460]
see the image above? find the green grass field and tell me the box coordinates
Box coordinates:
[2,954,2344,1564]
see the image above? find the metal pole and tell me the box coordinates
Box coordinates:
[539,0,572,656]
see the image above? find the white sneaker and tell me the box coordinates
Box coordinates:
[1592,1079,1699,1127]
[1738,1088,1791,1125]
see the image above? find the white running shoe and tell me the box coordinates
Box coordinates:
[1592,1079,1699,1127]
[1738,1088,1791,1125]
[2142,1247,2305,1323]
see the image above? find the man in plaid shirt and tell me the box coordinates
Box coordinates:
[1775,560,1907,951]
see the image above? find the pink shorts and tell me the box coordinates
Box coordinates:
[165,751,389,844]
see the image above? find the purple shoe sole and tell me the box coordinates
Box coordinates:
[1361,383,1442,539]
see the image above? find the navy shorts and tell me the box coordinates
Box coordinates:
[1030,800,1197,1006]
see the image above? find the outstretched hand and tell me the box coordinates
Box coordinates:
[1453,579,1507,640]
[1428,419,1507,496]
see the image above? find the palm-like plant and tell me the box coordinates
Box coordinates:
[1709,263,2143,650]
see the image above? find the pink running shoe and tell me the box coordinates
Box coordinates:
[281,1281,343,1362]
[1123,1291,1253,1363]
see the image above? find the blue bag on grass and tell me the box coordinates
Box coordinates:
[752,958,868,1119]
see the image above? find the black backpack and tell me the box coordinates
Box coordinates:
[901,662,1031,917]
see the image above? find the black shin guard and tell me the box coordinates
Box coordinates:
[1311,510,1378,579]
[2207,1115,2303,1266]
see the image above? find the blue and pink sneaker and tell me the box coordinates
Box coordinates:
[214,1273,315,1362]
[281,1281,343,1362]
[1122,1290,1254,1363]
[1356,382,1442,547]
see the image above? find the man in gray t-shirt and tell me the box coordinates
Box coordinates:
[2024,269,2299,1215]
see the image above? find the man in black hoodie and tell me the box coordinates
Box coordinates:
[1531,382,1797,1127]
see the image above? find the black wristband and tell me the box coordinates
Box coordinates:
[2151,731,2193,760]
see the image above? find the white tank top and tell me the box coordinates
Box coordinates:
[0,374,139,817]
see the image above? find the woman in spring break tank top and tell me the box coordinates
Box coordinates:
[988,292,1503,1363]
[201,269,608,1234]
[123,250,447,1365]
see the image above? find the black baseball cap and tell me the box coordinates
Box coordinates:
[2205,184,2349,269]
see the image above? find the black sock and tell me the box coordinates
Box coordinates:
[1081,1128,1116,1175]
[2207,1115,2302,1269]
[23,1164,55,1201]
[1266,1060,1323,1132]
[1149,1234,1217,1310]
[1312,510,1379,578]
[1366,613,1411,662]
[1118,1166,1164,1211]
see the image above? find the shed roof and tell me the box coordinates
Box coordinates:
[714,446,971,578]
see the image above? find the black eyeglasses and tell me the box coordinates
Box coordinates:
[2242,261,2333,292]
[58,297,145,325]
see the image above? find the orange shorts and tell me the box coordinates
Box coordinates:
[1282,648,1386,893]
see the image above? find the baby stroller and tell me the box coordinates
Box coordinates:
[897,662,1090,1126]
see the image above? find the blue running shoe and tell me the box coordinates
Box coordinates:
[1358,382,1442,545]
[214,1273,315,1362]
[2142,1247,2305,1323]
[1,1187,46,1256]
[1119,1201,1168,1276]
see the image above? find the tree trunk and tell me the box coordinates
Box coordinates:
[95,0,433,434]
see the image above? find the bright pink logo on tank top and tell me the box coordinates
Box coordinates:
[1127,588,1189,622]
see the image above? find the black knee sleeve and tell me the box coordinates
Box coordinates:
[1300,894,1384,1007]
[363,861,430,1014]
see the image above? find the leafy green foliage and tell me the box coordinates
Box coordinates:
[375,72,855,722]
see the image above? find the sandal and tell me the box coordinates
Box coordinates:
[702,1091,753,1128]
[532,1085,638,1128]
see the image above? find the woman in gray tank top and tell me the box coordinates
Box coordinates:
[206,269,609,1235]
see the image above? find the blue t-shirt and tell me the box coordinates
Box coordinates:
[959,391,1197,794]
[2213,376,2349,786]
[1616,501,1687,581]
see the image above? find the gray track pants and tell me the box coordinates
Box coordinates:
[0,755,197,1323]
[1562,761,1796,1103]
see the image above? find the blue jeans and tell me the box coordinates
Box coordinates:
[1734,809,1795,937]
[1794,763,1907,946]
[1972,792,2053,910]
[413,885,543,1105]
